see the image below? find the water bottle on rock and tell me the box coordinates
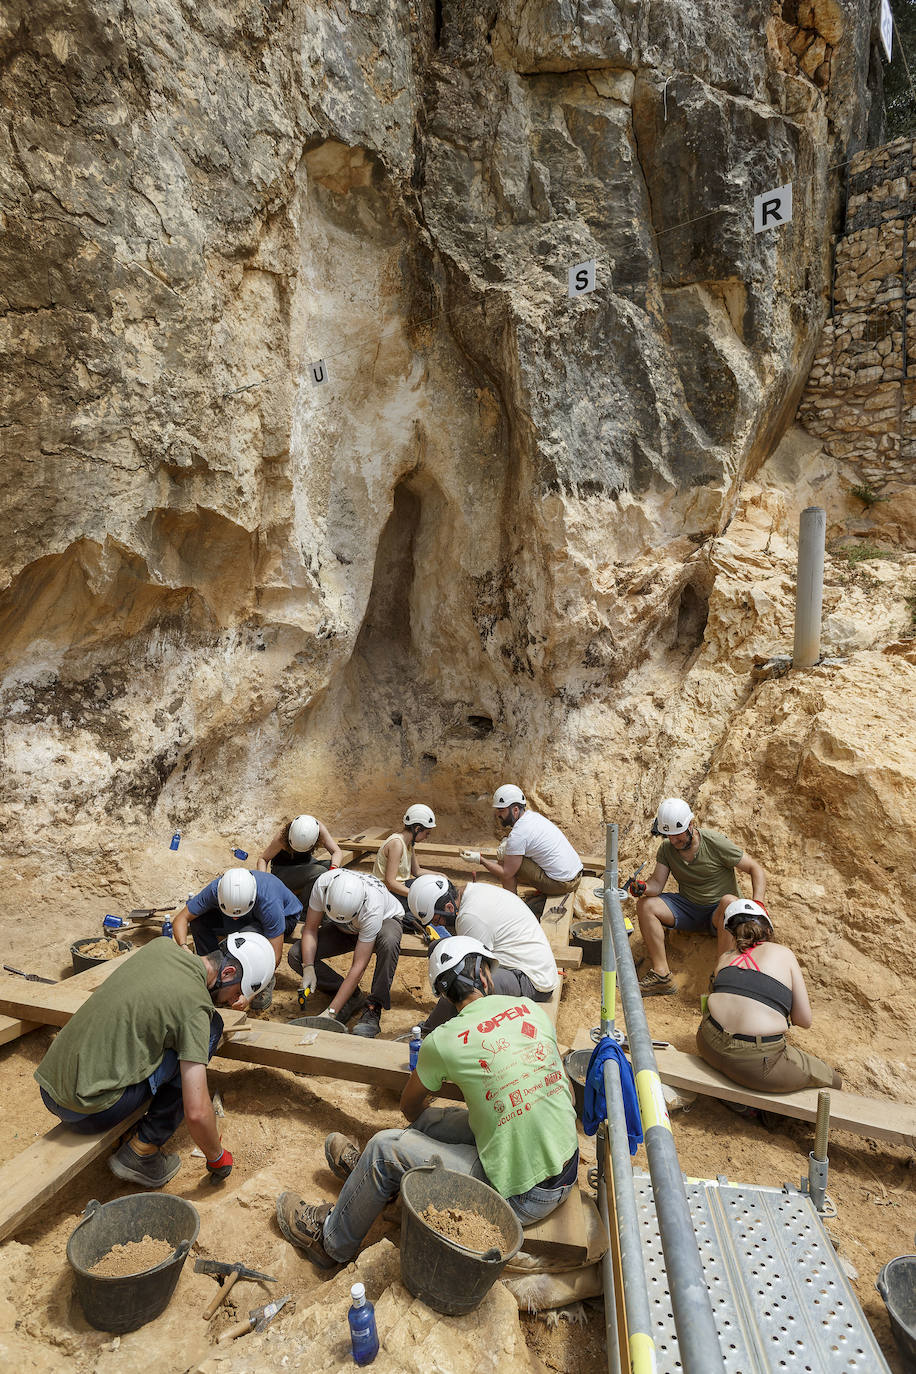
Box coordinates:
[348,1282,378,1366]
[409,1026,422,1073]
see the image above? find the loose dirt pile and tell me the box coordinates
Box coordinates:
[75,939,124,961]
[90,1237,175,1277]
[420,1205,504,1255]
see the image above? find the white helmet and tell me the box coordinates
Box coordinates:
[724,899,773,933]
[324,870,365,926]
[493,784,526,809]
[288,814,320,852]
[653,798,693,836]
[428,935,498,999]
[222,931,275,999]
[217,868,257,917]
[408,873,456,925]
[403,804,436,830]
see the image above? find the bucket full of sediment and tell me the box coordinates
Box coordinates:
[877,1253,916,1371]
[66,1193,199,1333]
[70,936,131,975]
[399,1162,523,1316]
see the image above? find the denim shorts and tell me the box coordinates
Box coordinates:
[659,892,718,932]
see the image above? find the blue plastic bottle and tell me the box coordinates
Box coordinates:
[103,914,126,931]
[348,1283,378,1366]
[161,917,173,939]
[408,1026,422,1073]
[232,848,248,860]
[169,832,181,851]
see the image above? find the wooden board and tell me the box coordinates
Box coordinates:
[651,1045,916,1149]
[0,1104,148,1243]
[337,834,608,876]
[397,932,582,969]
[540,891,577,952]
[0,1016,41,1047]
[0,949,146,1027]
[521,1185,590,1262]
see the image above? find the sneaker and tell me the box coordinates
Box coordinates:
[275,1194,337,1269]
[352,1004,381,1039]
[337,991,368,1024]
[109,1140,181,1188]
[324,1132,361,1180]
[638,969,676,997]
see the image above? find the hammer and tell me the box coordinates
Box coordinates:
[194,1258,277,1319]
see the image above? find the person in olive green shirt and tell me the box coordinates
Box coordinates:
[630,797,767,997]
[35,933,274,1189]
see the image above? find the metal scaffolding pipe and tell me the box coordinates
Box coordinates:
[793,506,826,669]
[604,1057,655,1374]
[597,1126,624,1374]
[605,857,726,1373]
[600,822,618,1037]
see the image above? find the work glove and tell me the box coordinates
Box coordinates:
[460,849,481,864]
[206,1147,233,1181]
[298,964,317,997]
[627,879,647,898]
[317,1007,341,1024]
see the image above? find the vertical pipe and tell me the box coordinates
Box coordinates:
[597,1126,624,1374]
[792,506,826,670]
[604,1059,656,1374]
[808,1090,831,1212]
[606,884,726,1373]
[600,822,618,1037]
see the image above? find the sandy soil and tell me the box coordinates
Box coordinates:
[0,850,912,1372]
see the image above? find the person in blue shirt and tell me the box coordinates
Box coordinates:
[171,868,302,1010]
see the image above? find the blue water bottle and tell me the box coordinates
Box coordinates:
[169,832,181,851]
[408,1026,422,1073]
[232,848,248,860]
[161,917,173,939]
[348,1282,378,1366]
[103,914,127,931]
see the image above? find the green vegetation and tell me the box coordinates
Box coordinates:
[904,584,916,631]
[832,541,897,564]
[885,0,916,140]
[848,482,890,507]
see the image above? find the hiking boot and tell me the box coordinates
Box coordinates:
[352,1004,381,1039]
[275,1195,337,1269]
[638,969,676,997]
[338,990,368,1024]
[249,974,276,1012]
[324,1132,361,1181]
[109,1140,181,1189]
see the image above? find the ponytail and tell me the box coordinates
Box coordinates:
[733,918,772,953]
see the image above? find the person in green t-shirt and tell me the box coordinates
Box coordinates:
[275,936,579,1270]
[34,933,274,1189]
[629,797,768,998]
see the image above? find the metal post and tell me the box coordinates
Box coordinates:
[792,506,826,670]
[807,1090,831,1212]
[596,1125,624,1374]
[600,822,618,1037]
[606,885,726,1373]
[604,1058,656,1374]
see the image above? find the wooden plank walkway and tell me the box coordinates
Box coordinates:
[338,833,608,876]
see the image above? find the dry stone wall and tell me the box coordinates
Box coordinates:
[797,136,916,487]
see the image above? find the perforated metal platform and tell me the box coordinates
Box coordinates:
[634,1175,891,1373]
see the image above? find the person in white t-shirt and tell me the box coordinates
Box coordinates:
[287,869,404,1039]
[407,874,559,1033]
[463,785,582,898]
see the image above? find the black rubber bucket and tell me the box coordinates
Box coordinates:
[399,1163,523,1316]
[70,937,131,975]
[876,1253,916,1372]
[66,1194,199,1333]
[564,1048,591,1119]
[571,921,604,966]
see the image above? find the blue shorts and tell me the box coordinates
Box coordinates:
[658,893,718,932]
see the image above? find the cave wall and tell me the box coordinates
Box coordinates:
[0,1,882,850]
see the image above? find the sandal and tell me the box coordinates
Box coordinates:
[638,969,676,997]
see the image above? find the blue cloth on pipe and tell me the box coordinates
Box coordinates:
[583,1037,643,1153]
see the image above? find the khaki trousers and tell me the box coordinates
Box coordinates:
[515,856,582,897]
[696,1014,840,1093]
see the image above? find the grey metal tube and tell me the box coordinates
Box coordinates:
[607,885,726,1373]
[792,506,826,669]
[604,1058,654,1370]
[600,822,618,1037]
[597,1126,624,1374]
[808,1089,831,1211]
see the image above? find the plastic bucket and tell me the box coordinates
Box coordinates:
[70,937,131,975]
[876,1253,916,1372]
[66,1194,199,1333]
[564,1049,591,1119]
[399,1163,523,1316]
[571,920,604,966]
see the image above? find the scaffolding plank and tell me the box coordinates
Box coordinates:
[0,1016,41,1046]
[634,1175,891,1373]
[397,932,581,968]
[652,1045,916,1149]
[337,835,606,875]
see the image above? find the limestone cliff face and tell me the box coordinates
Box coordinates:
[0,1,881,851]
